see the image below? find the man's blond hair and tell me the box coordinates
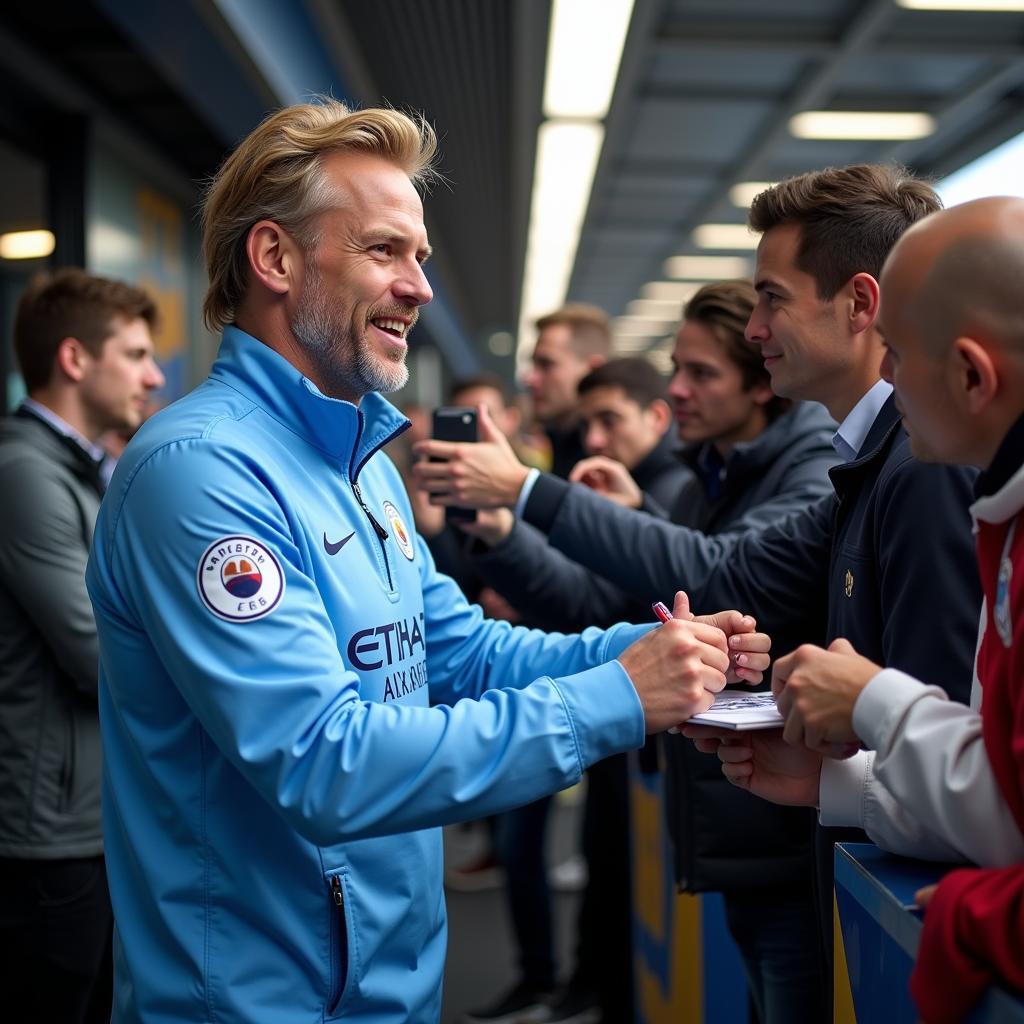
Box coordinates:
[201,99,437,331]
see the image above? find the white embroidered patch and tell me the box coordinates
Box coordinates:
[382,500,415,561]
[197,536,285,622]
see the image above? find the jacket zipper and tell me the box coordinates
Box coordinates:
[351,479,393,590]
[328,874,349,1015]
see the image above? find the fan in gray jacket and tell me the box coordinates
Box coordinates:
[0,269,163,1022]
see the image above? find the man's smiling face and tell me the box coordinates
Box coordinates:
[290,152,433,402]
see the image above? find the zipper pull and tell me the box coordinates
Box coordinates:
[330,875,344,907]
[352,480,389,541]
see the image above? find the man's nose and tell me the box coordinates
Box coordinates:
[145,359,166,390]
[395,260,433,307]
[584,426,605,454]
[668,373,691,401]
[745,309,768,344]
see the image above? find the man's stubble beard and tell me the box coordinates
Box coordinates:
[291,265,409,400]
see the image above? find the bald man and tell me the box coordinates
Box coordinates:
[690,196,1024,1023]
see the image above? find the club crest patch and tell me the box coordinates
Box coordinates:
[197,536,285,622]
[382,500,415,560]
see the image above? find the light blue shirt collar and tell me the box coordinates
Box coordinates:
[832,379,893,462]
[20,397,107,463]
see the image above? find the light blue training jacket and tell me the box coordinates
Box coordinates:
[86,326,648,1023]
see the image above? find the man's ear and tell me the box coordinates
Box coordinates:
[647,398,672,434]
[952,336,998,415]
[54,336,90,383]
[847,272,881,335]
[246,220,302,297]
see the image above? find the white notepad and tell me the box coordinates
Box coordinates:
[686,691,784,731]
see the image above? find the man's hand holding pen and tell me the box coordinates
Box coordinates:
[618,591,772,734]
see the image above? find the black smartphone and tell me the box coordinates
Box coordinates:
[431,406,478,523]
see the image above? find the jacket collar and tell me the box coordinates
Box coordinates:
[827,394,902,497]
[971,411,1024,525]
[631,429,682,491]
[682,401,833,480]
[10,406,107,497]
[210,326,409,479]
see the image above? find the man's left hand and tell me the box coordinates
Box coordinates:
[773,638,880,754]
[412,405,529,509]
[675,591,771,686]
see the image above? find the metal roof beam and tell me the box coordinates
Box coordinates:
[620,0,897,310]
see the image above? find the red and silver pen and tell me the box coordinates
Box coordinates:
[652,601,673,624]
[652,600,683,733]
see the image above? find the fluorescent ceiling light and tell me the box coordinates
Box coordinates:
[898,1,1024,9]
[641,281,702,302]
[692,224,760,251]
[665,255,752,278]
[790,111,935,140]
[0,229,55,260]
[543,0,635,119]
[729,181,774,208]
[614,337,657,352]
[487,331,514,357]
[627,299,684,320]
[517,121,605,358]
[614,316,676,335]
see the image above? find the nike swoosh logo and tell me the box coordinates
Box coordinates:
[324,531,356,556]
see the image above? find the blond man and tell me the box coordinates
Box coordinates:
[84,100,769,1023]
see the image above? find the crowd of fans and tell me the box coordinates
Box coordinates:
[1,98,1022,1024]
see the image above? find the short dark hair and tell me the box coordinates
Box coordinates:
[449,372,512,406]
[577,357,666,407]
[748,164,941,299]
[14,268,157,391]
[535,303,612,360]
[684,280,789,422]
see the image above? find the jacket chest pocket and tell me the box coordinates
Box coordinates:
[830,547,879,643]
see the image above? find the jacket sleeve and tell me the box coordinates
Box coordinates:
[852,668,1023,865]
[414,530,652,702]
[910,865,1024,1024]
[471,519,643,632]
[523,473,834,640]
[93,439,647,846]
[0,452,99,696]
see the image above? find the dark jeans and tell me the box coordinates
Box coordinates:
[494,755,634,1019]
[572,753,633,1020]
[494,795,556,989]
[0,855,113,1023]
[723,881,827,1024]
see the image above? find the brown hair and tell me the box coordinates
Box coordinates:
[748,164,941,299]
[577,357,667,408]
[534,303,612,360]
[684,280,789,422]
[14,268,157,392]
[201,99,438,332]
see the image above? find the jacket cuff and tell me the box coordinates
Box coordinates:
[551,659,646,768]
[852,668,948,752]
[523,473,571,534]
[818,750,873,827]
